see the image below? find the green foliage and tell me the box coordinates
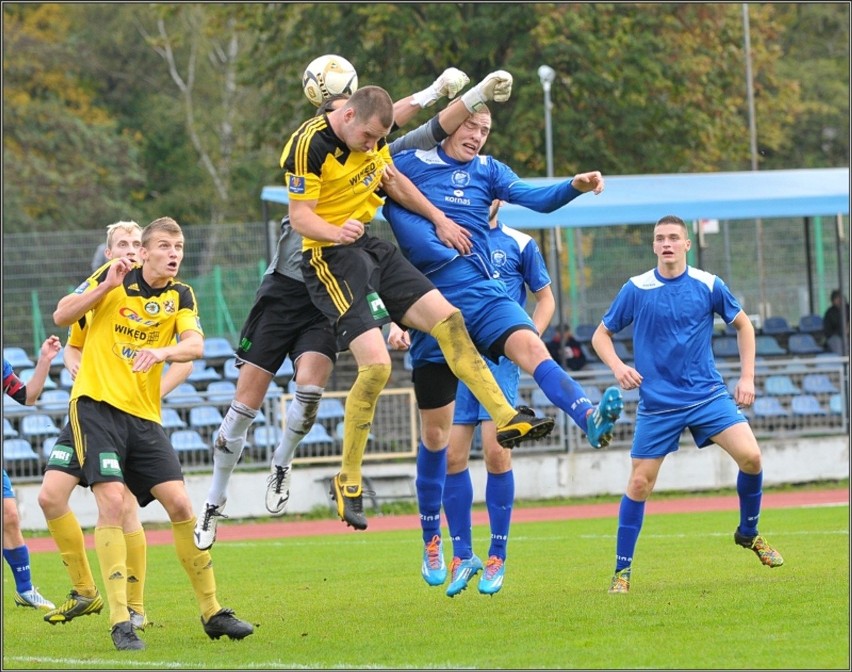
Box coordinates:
[3,502,848,669]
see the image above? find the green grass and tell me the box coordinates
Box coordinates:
[3,503,848,669]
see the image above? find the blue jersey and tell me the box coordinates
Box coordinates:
[488,222,551,306]
[383,145,582,277]
[601,266,743,414]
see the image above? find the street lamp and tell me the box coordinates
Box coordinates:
[538,64,567,367]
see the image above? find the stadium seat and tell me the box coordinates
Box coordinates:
[712,336,739,359]
[3,438,39,461]
[206,380,237,404]
[170,429,209,454]
[829,394,844,415]
[3,347,34,369]
[187,360,222,386]
[160,407,187,430]
[764,375,801,396]
[755,335,787,356]
[3,393,35,417]
[164,382,205,405]
[18,368,57,390]
[801,373,838,395]
[573,324,597,344]
[751,397,789,418]
[797,313,824,336]
[19,413,61,439]
[316,398,345,422]
[38,389,70,413]
[531,388,555,409]
[787,333,824,355]
[189,405,225,431]
[762,316,794,337]
[202,337,235,366]
[252,424,283,451]
[223,357,240,381]
[49,346,66,370]
[791,394,827,416]
[4,417,18,439]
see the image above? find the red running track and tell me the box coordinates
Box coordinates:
[27,488,847,553]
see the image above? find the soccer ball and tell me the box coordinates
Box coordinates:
[302,54,359,107]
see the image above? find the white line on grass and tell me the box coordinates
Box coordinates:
[4,656,473,670]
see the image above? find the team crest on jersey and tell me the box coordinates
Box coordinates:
[144,301,161,316]
[451,170,470,188]
[491,250,508,267]
[163,299,176,314]
[288,175,305,195]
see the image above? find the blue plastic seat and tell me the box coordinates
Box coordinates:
[170,429,209,453]
[316,398,346,421]
[160,407,187,430]
[712,336,739,359]
[189,405,225,430]
[764,375,801,396]
[275,358,295,380]
[791,394,827,416]
[164,382,205,405]
[801,373,838,395]
[787,333,824,355]
[573,324,597,344]
[252,424,283,450]
[4,417,18,439]
[38,389,70,413]
[206,380,237,403]
[41,437,59,460]
[19,413,61,439]
[3,347,34,369]
[751,397,789,418]
[18,368,57,390]
[797,314,824,335]
[59,368,75,389]
[3,438,39,461]
[223,357,240,381]
[829,394,844,415]
[187,360,222,385]
[762,316,794,337]
[202,337,235,363]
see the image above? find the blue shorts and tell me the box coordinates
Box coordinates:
[454,357,520,425]
[631,393,749,459]
[410,258,535,367]
[3,469,14,499]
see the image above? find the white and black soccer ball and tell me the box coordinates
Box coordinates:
[302,54,359,107]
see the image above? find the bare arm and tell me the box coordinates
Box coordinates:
[53,258,134,327]
[289,199,365,246]
[63,344,83,379]
[592,322,642,390]
[25,335,62,405]
[530,286,556,337]
[132,329,203,373]
[731,310,756,406]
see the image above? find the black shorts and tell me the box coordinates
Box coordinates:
[301,234,436,350]
[235,271,338,374]
[44,396,184,508]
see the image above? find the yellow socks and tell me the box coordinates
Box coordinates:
[172,518,220,621]
[124,528,147,617]
[339,363,391,486]
[47,511,97,597]
[94,526,128,627]
[431,311,515,426]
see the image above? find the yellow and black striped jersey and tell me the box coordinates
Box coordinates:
[279,114,393,251]
[69,263,202,423]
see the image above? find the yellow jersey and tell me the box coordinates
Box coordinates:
[69,263,202,423]
[279,114,392,251]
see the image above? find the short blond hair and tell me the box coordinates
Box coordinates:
[142,217,183,248]
[105,220,142,250]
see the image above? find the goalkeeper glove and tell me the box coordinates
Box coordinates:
[461,70,513,113]
[411,67,470,108]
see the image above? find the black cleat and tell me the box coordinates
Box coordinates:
[201,607,254,640]
[330,473,368,530]
[111,620,145,650]
[496,407,555,448]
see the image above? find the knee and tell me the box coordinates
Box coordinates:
[626,473,655,501]
[421,423,450,450]
[3,500,20,530]
[737,450,763,475]
[355,363,392,397]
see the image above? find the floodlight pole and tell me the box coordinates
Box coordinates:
[538,64,567,368]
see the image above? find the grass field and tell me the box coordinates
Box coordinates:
[2,500,848,670]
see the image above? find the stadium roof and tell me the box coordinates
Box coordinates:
[261,167,849,229]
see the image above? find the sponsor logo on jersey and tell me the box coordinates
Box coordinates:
[119,307,158,327]
[367,292,389,320]
[99,452,122,477]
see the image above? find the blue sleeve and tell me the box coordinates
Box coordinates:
[601,282,634,333]
[712,277,743,323]
[505,179,584,213]
[519,238,551,293]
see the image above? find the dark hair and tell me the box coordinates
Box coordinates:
[345,85,394,128]
[655,214,687,228]
[831,289,843,302]
[317,93,349,115]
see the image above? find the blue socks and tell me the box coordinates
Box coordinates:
[533,359,594,430]
[737,470,763,537]
[3,545,33,593]
[485,470,514,559]
[615,495,645,572]
[415,442,447,544]
[443,469,474,559]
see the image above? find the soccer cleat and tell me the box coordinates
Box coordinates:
[478,556,505,595]
[496,407,555,449]
[586,386,624,449]
[194,502,228,551]
[734,530,784,567]
[265,463,292,515]
[421,535,447,586]
[111,620,145,650]
[15,587,55,611]
[128,607,149,631]
[446,555,484,597]
[329,473,368,530]
[609,567,631,594]
[44,589,104,624]
[201,607,254,640]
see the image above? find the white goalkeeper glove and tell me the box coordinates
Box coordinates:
[410,67,470,108]
[460,70,513,113]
